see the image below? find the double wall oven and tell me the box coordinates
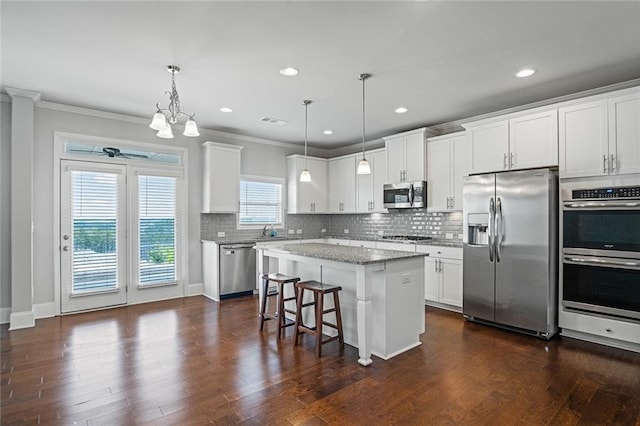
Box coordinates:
[562,183,640,322]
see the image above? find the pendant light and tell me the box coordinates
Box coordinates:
[299,100,312,182]
[357,73,371,175]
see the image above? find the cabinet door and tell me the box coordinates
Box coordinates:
[424,257,439,303]
[467,120,509,175]
[451,135,467,211]
[509,110,558,170]
[296,157,314,213]
[310,158,328,213]
[342,157,356,213]
[386,136,405,183]
[371,150,388,212]
[328,159,344,213]
[356,155,373,213]
[404,132,426,182]
[609,93,640,175]
[441,259,463,308]
[559,100,608,178]
[427,139,451,211]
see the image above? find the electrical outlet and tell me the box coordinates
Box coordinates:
[344,229,349,234]
[288,229,295,234]
[296,229,302,234]
[377,230,384,236]
[458,233,464,240]
[321,228,327,233]
[445,233,453,239]
[217,231,225,237]
[401,273,411,284]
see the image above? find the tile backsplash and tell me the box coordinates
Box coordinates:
[201,210,462,242]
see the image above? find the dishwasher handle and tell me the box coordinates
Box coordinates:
[221,244,256,250]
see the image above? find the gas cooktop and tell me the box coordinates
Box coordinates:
[381,235,433,241]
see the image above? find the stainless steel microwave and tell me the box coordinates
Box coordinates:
[383,181,427,209]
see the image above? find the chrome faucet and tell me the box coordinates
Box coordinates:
[261,225,268,237]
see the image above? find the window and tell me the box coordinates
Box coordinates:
[238,178,283,228]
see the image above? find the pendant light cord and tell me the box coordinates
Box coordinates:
[303,99,311,168]
[359,74,370,159]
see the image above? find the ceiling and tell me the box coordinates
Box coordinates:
[2,1,639,149]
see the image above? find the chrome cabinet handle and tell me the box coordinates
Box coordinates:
[603,155,608,174]
[503,153,507,169]
[611,154,617,172]
[510,152,514,168]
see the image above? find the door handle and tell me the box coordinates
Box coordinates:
[489,197,495,262]
[496,197,503,262]
[62,246,69,252]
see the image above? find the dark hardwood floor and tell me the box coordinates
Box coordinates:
[1,295,639,425]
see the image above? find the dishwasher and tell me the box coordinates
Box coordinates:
[219,243,257,299]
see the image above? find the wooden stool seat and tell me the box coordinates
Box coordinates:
[294,280,345,357]
[259,273,300,339]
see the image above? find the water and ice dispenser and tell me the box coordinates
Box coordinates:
[467,213,489,245]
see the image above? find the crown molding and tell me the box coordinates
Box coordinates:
[33,98,334,156]
[1,93,11,103]
[4,87,41,102]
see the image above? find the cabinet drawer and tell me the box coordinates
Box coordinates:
[416,245,462,260]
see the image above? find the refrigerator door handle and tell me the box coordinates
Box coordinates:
[496,197,503,262]
[489,197,495,262]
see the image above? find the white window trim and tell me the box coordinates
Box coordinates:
[237,174,285,230]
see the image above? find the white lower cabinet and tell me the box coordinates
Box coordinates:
[416,246,462,311]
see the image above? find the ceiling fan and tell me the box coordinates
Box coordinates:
[68,146,149,159]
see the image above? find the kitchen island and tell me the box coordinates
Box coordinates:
[255,243,426,366]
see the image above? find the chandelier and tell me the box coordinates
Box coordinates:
[149,65,200,139]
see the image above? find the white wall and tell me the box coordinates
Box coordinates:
[2,99,323,312]
[1,100,11,311]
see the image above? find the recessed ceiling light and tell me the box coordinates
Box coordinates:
[323,130,333,135]
[394,107,408,114]
[516,68,536,78]
[279,67,299,77]
[220,107,233,113]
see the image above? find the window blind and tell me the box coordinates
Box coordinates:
[138,175,177,285]
[71,170,119,293]
[239,180,283,225]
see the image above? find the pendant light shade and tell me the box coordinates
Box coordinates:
[156,123,174,139]
[150,112,167,131]
[183,119,200,137]
[300,100,312,182]
[357,73,371,175]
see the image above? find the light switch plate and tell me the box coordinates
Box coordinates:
[445,233,453,239]
[288,229,295,234]
[296,229,302,234]
[344,229,349,234]
[378,230,384,236]
[217,231,225,237]
[321,228,326,233]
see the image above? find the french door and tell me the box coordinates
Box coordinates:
[60,160,183,313]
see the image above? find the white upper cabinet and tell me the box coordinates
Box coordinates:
[201,142,243,213]
[509,110,558,170]
[466,109,558,175]
[287,155,328,213]
[427,132,467,211]
[559,90,640,178]
[559,100,608,178]
[328,155,356,213]
[384,128,429,183]
[466,120,509,175]
[609,92,640,176]
[356,149,387,213]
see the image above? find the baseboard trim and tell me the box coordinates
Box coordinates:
[187,282,203,297]
[0,307,11,324]
[34,302,56,319]
[9,310,35,330]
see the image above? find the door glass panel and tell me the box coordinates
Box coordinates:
[138,175,177,285]
[71,170,119,293]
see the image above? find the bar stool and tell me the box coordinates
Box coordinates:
[294,280,344,357]
[259,273,300,339]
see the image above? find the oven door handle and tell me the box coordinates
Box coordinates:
[563,255,640,270]
[563,201,640,209]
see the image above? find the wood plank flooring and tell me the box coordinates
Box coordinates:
[1,295,639,425]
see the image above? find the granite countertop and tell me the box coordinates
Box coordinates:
[261,242,427,265]
[202,235,461,248]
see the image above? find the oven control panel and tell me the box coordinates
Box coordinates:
[572,186,640,199]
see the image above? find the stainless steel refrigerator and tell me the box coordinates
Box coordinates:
[462,168,558,339]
